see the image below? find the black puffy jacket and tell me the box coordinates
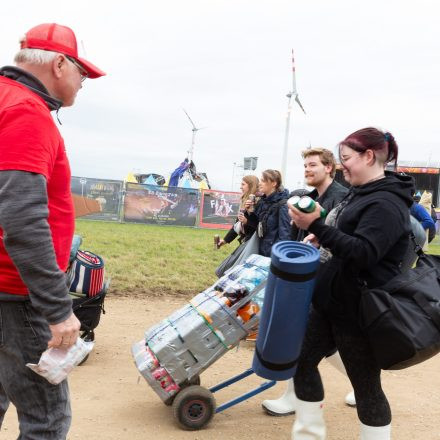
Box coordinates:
[248,189,291,257]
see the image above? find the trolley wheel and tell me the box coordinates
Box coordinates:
[172,385,216,430]
[78,331,95,366]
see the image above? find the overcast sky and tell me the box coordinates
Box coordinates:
[2,0,439,191]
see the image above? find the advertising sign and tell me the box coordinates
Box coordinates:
[199,190,241,229]
[124,184,199,226]
[71,177,123,221]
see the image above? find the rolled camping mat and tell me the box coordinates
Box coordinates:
[252,241,320,380]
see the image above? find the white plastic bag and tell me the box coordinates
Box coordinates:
[26,338,94,384]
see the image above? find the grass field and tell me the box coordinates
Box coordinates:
[75,219,440,297]
[75,220,232,296]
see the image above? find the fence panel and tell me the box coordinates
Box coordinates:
[71,176,123,221]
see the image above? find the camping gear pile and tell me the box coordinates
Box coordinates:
[132,254,270,425]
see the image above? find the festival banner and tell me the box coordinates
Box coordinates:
[123,183,199,226]
[71,177,123,221]
[199,189,241,229]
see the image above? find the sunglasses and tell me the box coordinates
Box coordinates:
[66,56,88,82]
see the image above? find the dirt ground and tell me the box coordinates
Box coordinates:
[3,295,440,440]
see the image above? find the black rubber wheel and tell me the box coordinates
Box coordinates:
[172,385,216,430]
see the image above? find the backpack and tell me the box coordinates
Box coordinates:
[68,250,105,297]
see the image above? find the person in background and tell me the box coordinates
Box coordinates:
[419,191,437,243]
[217,175,259,248]
[291,148,349,242]
[289,128,413,440]
[0,23,105,439]
[410,193,435,249]
[262,148,353,417]
[246,169,291,257]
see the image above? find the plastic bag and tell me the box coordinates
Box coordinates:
[26,338,94,384]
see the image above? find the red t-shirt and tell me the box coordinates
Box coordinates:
[0,76,74,294]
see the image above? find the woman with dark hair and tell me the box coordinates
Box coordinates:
[288,128,414,439]
[247,169,291,257]
[218,175,260,248]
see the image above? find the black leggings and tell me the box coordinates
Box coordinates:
[294,308,391,426]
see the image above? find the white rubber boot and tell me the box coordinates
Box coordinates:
[345,390,356,407]
[324,351,347,375]
[360,423,391,439]
[262,379,296,416]
[292,398,326,439]
[325,352,356,407]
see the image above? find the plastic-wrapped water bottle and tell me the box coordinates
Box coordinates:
[222,285,249,304]
[245,254,271,270]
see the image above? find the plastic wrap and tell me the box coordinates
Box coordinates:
[27,338,94,385]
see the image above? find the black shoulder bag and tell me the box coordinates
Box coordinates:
[359,235,440,370]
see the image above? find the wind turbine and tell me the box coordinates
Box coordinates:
[281,49,306,180]
[183,109,205,162]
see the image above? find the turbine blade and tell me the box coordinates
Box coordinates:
[182,108,197,129]
[295,94,306,114]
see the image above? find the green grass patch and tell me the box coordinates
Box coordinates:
[75,220,232,297]
[427,234,440,255]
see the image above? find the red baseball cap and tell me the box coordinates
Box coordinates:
[21,23,105,79]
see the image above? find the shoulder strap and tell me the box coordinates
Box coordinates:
[410,232,424,257]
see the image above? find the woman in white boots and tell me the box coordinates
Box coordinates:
[288,127,414,440]
[262,351,355,416]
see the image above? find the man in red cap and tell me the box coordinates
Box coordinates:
[0,23,105,438]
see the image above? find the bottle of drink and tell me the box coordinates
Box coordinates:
[297,196,327,218]
[288,196,327,218]
[237,301,260,322]
[165,382,180,393]
[214,234,220,249]
[145,347,160,371]
[223,285,248,304]
[287,195,301,207]
[247,194,256,213]
[152,367,167,380]
[218,296,231,307]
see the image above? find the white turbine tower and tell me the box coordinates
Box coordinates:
[183,109,204,162]
[281,49,306,180]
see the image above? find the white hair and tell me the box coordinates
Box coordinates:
[14,48,59,65]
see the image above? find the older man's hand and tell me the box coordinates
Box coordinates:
[48,312,81,349]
